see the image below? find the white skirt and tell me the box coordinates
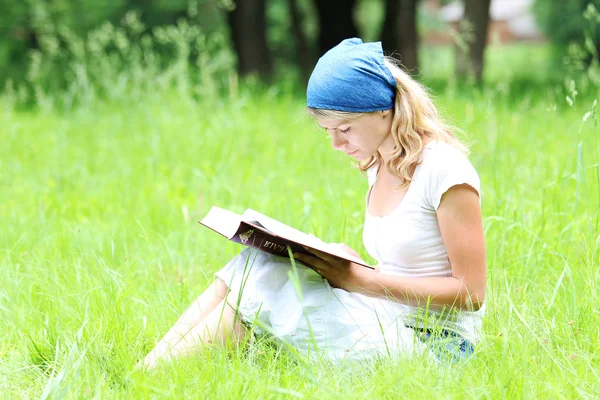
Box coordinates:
[215,248,428,362]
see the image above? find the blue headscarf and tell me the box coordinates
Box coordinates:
[306,38,396,112]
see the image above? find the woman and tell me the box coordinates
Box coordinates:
[140,38,486,369]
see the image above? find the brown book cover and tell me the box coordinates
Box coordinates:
[199,206,373,269]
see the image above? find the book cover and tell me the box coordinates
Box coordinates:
[199,206,373,269]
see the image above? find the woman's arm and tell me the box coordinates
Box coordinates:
[295,184,486,311]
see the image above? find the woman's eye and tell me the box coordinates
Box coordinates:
[340,127,350,134]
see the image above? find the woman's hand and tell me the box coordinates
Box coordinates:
[292,247,376,291]
[327,243,380,273]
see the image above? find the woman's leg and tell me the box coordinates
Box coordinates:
[140,278,231,368]
[142,297,246,369]
[160,298,247,361]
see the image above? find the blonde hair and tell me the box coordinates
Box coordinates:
[307,57,469,188]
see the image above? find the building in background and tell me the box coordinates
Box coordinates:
[422,0,545,45]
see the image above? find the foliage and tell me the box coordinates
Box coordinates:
[534,2,600,96]
[534,0,600,46]
[4,15,234,109]
[534,0,600,75]
[0,0,235,107]
[0,0,325,107]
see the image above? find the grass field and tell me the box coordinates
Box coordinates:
[1,44,599,398]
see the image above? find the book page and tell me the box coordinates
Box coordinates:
[200,206,243,239]
[242,209,365,264]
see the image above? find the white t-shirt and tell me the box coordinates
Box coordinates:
[362,140,485,343]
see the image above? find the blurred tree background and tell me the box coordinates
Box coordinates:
[1,0,600,106]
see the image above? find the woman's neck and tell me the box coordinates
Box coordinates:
[377,134,396,164]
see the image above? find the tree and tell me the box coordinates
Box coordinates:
[380,0,419,72]
[287,0,314,82]
[455,0,492,84]
[227,0,273,79]
[313,0,359,56]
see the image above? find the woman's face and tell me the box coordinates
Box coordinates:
[316,109,393,161]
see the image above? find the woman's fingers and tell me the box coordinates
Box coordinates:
[302,246,338,264]
[292,252,328,275]
[304,246,355,267]
[292,252,320,266]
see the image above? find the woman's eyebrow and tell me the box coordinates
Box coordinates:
[318,123,348,130]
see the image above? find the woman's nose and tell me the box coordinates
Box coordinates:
[331,132,347,151]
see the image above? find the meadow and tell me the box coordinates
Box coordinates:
[0,44,599,398]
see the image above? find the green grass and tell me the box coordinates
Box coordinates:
[1,46,599,398]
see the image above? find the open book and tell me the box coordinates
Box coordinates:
[199,206,373,269]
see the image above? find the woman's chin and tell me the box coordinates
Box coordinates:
[351,150,370,161]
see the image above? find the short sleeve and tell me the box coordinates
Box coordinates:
[425,147,481,210]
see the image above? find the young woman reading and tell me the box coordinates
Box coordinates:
[140,38,486,369]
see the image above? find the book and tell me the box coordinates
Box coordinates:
[199,206,373,269]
